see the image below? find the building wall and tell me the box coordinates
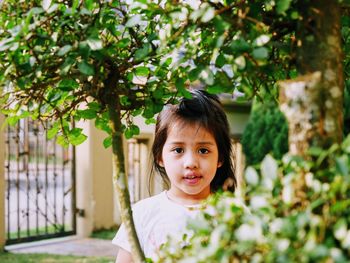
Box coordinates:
[75,120,114,237]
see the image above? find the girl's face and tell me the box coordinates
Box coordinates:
[159,121,222,205]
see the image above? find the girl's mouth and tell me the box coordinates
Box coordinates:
[183,174,202,185]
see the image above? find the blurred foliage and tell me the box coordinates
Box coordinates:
[241,102,289,165]
[155,135,350,262]
[344,83,350,137]
[342,14,350,137]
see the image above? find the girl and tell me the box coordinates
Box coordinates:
[113,90,236,262]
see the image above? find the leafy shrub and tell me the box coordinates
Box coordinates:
[241,102,289,166]
[344,82,350,137]
[155,136,350,263]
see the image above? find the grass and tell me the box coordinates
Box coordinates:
[8,225,72,240]
[90,226,119,240]
[0,251,114,263]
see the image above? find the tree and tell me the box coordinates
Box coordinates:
[0,1,185,261]
[241,101,289,165]
[151,0,344,152]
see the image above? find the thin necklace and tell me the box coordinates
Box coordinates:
[165,191,206,210]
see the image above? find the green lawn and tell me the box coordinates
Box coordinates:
[0,251,114,263]
[90,227,118,240]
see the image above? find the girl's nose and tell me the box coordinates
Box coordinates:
[184,152,198,169]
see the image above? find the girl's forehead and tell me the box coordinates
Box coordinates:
[167,120,214,139]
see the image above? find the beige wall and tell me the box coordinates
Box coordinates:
[91,126,114,230]
[0,115,5,249]
[76,120,114,237]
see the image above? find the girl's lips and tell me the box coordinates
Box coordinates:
[183,174,202,185]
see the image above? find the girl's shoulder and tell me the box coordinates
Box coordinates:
[131,191,168,216]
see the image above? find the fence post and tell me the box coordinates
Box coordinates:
[0,115,5,250]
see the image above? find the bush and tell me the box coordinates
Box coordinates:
[241,102,289,166]
[344,82,350,137]
[155,136,350,263]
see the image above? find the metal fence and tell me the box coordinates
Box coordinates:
[4,119,76,245]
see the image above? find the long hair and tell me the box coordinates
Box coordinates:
[151,90,236,192]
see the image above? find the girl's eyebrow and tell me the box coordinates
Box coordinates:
[168,141,215,145]
[197,142,215,145]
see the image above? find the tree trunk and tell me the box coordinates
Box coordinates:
[279,0,344,156]
[107,98,145,262]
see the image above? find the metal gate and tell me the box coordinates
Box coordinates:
[4,118,76,245]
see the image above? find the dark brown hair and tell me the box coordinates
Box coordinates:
[151,90,236,192]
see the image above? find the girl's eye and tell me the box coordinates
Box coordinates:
[198,148,209,154]
[173,147,184,154]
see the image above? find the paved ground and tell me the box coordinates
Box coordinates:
[5,236,118,259]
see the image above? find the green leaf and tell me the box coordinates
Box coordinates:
[152,89,163,100]
[130,125,140,136]
[125,125,140,139]
[215,54,226,68]
[47,124,60,139]
[95,117,111,133]
[120,96,131,106]
[117,38,131,48]
[78,61,95,75]
[207,85,224,94]
[229,39,250,53]
[58,79,79,91]
[68,128,87,145]
[6,116,19,126]
[85,0,94,11]
[131,108,143,117]
[125,129,133,139]
[188,67,203,82]
[276,0,292,14]
[335,156,349,177]
[87,102,101,111]
[60,57,75,75]
[134,66,150,77]
[135,43,151,61]
[57,135,69,148]
[103,136,112,148]
[145,118,156,125]
[77,109,97,119]
[175,78,192,98]
[213,17,230,33]
[252,47,269,60]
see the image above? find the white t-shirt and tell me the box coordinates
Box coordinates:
[112,191,201,259]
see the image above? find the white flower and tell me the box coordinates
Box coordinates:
[270,218,283,234]
[277,238,290,252]
[245,166,259,186]
[250,196,268,209]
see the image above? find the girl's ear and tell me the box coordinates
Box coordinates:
[217,161,223,168]
[158,158,164,167]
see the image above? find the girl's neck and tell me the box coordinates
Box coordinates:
[166,189,210,206]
